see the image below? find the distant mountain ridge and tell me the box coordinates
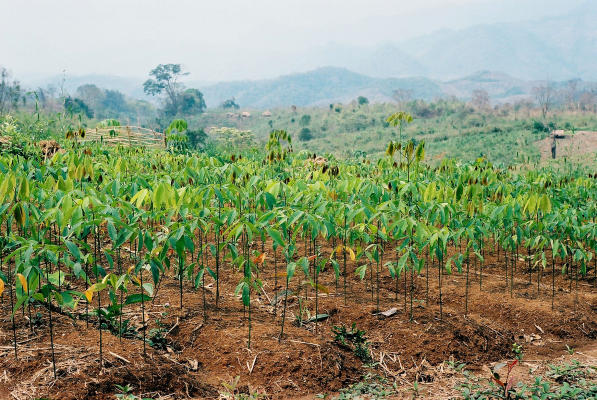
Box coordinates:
[198,67,442,108]
[198,67,593,109]
[304,1,597,81]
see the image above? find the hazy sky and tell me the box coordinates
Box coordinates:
[0,0,587,82]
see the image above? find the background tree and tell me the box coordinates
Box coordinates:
[64,96,93,118]
[533,84,553,119]
[0,68,22,116]
[471,89,490,110]
[143,64,188,112]
[102,90,129,116]
[179,88,206,115]
[143,64,206,117]
[76,84,105,113]
[563,79,580,111]
[357,96,369,106]
[299,127,313,141]
[578,90,596,112]
[299,114,311,127]
[221,98,240,110]
[392,88,413,105]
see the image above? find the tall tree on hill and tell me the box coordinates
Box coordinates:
[144,64,206,117]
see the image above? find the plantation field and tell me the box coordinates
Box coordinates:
[0,120,596,399]
[2,238,596,399]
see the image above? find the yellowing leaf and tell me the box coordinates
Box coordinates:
[253,252,266,265]
[347,247,356,261]
[0,278,4,296]
[17,273,27,292]
[127,266,141,284]
[84,288,93,303]
[315,283,329,294]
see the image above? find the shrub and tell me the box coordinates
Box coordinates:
[299,114,311,126]
[299,128,313,141]
[463,115,485,128]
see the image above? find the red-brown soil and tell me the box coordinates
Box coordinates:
[1,239,596,399]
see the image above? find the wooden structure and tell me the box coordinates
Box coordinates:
[81,126,165,149]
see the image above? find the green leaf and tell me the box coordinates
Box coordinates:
[242,282,250,307]
[65,240,82,261]
[194,267,205,288]
[286,262,296,281]
[125,293,151,305]
[107,220,117,242]
[298,257,310,277]
[142,282,154,297]
[355,264,367,280]
[267,228,285,249]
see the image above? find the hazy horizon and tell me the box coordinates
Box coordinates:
[1,0,592,84]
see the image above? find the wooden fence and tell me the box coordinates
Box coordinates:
[81,126,165,149]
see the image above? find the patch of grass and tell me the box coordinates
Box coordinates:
[547,360,597,384]
[219,376,265,400]
[458,360,597,400]
[334,374,395,400]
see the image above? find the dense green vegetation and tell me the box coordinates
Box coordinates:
[0,109,596,394]
[193,101,597,165]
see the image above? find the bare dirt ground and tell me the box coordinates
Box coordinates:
[537,130,597,161]
[1,239,596,399]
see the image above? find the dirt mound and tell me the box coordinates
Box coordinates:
[537,130,597,160]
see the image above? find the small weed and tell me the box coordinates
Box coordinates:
[565,344,575,355]
[410,381,420,398]
[458,359,597,400]
[512,342,524,361]
[147,319,169,350]
[332,323,372,363]
[335,374,394,399]
[547,360,596,383]
[114,384,154,400]
[220,376,264,400]
[445,358,467,372]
